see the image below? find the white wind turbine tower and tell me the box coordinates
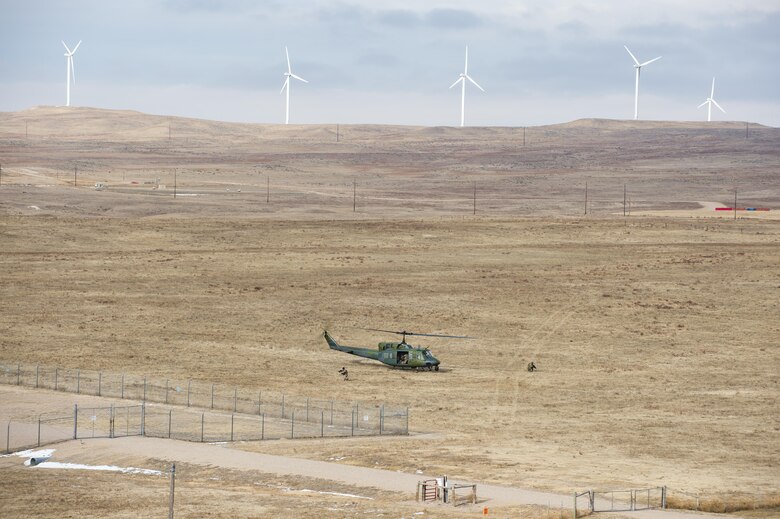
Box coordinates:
[62,40,81,107]
[624,45,661,120]
[280,46,308,124]
[698,77,726,122]
[449,45,484,127]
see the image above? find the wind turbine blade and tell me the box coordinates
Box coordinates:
[290,73,308,83]
[711,77,716,98]
[712,99,726,113]
[624,45,640,66]
[697,100,709,109]
[464,45,469,74]
[449,77,463,89]
[62,41,71,53]
[639,56,661,67]
[466,74,485,92]
[285,46,291,74]
[280,77,288,95]
[72,40,82,54]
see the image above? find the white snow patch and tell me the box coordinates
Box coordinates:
[299,489,373,500]
[4,448,161,475]
[31,461,163,475]
[28,205,41,210]
[2,448,56,458]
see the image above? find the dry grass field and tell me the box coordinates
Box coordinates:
[0,107,778,517]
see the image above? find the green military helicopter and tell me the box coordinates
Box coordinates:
[324,329,473,371]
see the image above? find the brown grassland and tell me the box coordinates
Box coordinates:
[0,107,778,517]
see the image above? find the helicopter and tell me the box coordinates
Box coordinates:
[324,329,473,371]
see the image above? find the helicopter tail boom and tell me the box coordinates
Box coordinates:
[324,331,380,360]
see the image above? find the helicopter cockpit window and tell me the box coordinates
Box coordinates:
[423,350,435,360]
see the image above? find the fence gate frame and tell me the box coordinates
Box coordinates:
[582,486,667,514]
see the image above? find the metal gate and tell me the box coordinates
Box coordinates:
[75,405,143,439]
[591,487,666,512]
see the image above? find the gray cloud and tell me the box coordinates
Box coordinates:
[424,8,482,29]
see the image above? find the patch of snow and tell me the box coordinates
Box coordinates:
[31,461,163,475]
[28,205,41,210]
[2,448,56,458]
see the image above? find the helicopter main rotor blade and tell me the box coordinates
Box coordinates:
[363,328,475,339]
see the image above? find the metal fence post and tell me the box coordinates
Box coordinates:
[233,388,237,413]
[76,369,80,394]
[281,394,285,419]
[261,413,265,440]
[231,414,234,441]
[143,377,147,402]
[16,364,20,386]
[35,365,39,388]
[351,409,354,436]
[37,415,41,447]
[54,367,58,391]
[187,380,191,407]
[109,405,114,438]
[168,410,172,439]
[662,486,667,509]
[306,398,309,422]
[74,404,78,439]
[321,410,324,438]
[165,379,169,404]
[291,411,295,439]
[97,371,102,397]
[200,413,204,442]
[7,421,11,453]
[211,384,214,409]
[168,463,176,519]
[141,403,146,436]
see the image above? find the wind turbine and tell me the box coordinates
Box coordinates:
[624,45,661,120]
[697,77,726,122]
[62,40,81,107]
[280,46,308,124]
[449,45,484,127]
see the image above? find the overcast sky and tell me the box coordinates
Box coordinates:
[2,0,779,126]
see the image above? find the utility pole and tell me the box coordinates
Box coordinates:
[584,180,588,215]
[623,183,627,217]
[745,122,749,140]
[523,126,526,147]
[336,124,340,143]
[734,188,737,221]
[168,463,176,519]
[473,181,477,215]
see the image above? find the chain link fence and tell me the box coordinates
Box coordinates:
[1,361,408,453]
